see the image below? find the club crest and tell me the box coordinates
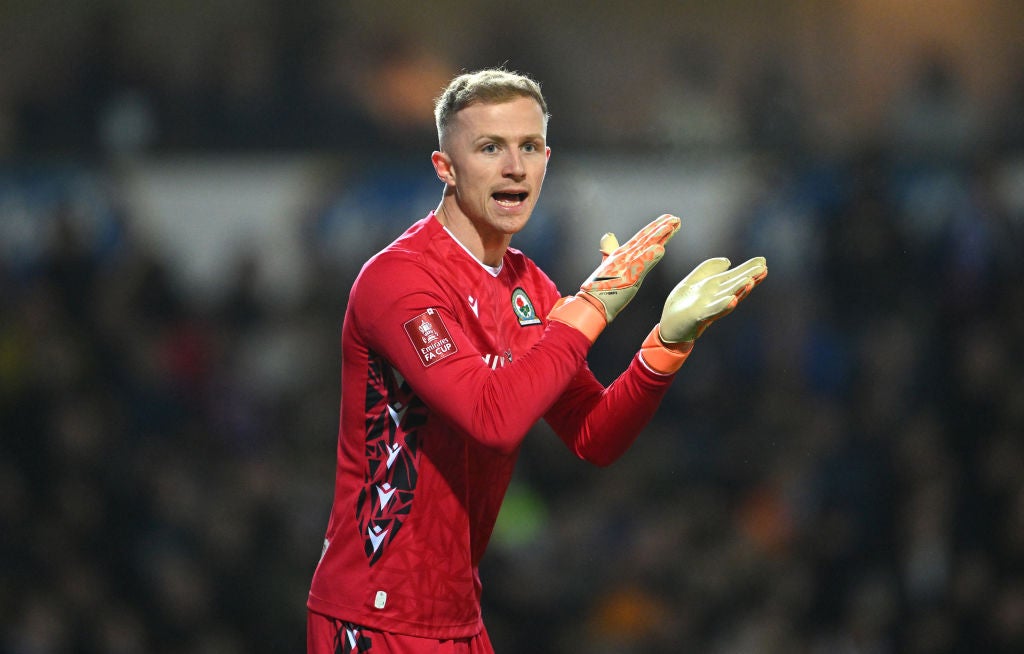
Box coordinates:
[511,288,542,326]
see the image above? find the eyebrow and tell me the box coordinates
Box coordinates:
[474,133,546,145]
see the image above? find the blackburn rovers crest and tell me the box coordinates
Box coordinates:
[511,287,542,326]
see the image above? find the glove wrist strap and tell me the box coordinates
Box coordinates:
[547,294,607,343]
[639,325,693,374]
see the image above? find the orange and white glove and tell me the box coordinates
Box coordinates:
[641,256,767,374]
[549,214,680,342]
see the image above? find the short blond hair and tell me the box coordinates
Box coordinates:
[434,68,549,147]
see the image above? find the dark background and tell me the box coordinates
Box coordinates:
[2,1,1023,652]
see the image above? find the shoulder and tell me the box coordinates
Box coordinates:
[350,216,455,311]
[355,215,444,286]
[354,248,434,304]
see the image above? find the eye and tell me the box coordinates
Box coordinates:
[481,143,499,154]
[522,142,537,153]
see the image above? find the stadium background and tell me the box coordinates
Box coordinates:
[2,0,1024,652]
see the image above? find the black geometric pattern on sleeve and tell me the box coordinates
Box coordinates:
[356,354,427,565]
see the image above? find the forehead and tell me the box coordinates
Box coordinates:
[450,97,547,138]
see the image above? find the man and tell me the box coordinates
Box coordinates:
[308,68,766,654]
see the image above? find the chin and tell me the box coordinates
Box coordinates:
[498,215,532,235]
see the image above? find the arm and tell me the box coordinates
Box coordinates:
[354,214,680,455]
[545,354,675,467]
[356,255,592,455]
[545,240,768,466]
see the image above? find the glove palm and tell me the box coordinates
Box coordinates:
[659,256,767,344]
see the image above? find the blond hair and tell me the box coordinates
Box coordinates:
[434,68,549,147]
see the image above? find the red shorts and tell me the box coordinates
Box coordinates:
[307,610,494,654]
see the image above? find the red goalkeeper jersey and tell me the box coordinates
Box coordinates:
[308,213,675,639]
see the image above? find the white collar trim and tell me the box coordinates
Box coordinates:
[442,226,503,277]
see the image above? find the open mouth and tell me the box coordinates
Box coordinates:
[493,191,527,207]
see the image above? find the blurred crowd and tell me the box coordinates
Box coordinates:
[4,2,1023,160]
[4,4,1024,654]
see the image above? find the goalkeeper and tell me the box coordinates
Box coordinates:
[307,68,766,654]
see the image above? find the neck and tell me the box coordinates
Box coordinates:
[435,199,510,267]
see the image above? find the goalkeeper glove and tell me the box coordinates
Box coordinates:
[549,214,680,342]
[640,256,767,374]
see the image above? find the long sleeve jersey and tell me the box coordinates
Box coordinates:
[308,212,675,639]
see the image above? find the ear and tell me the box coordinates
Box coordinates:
[431,151,455,187]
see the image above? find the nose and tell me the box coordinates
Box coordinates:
[503,150,526,180]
